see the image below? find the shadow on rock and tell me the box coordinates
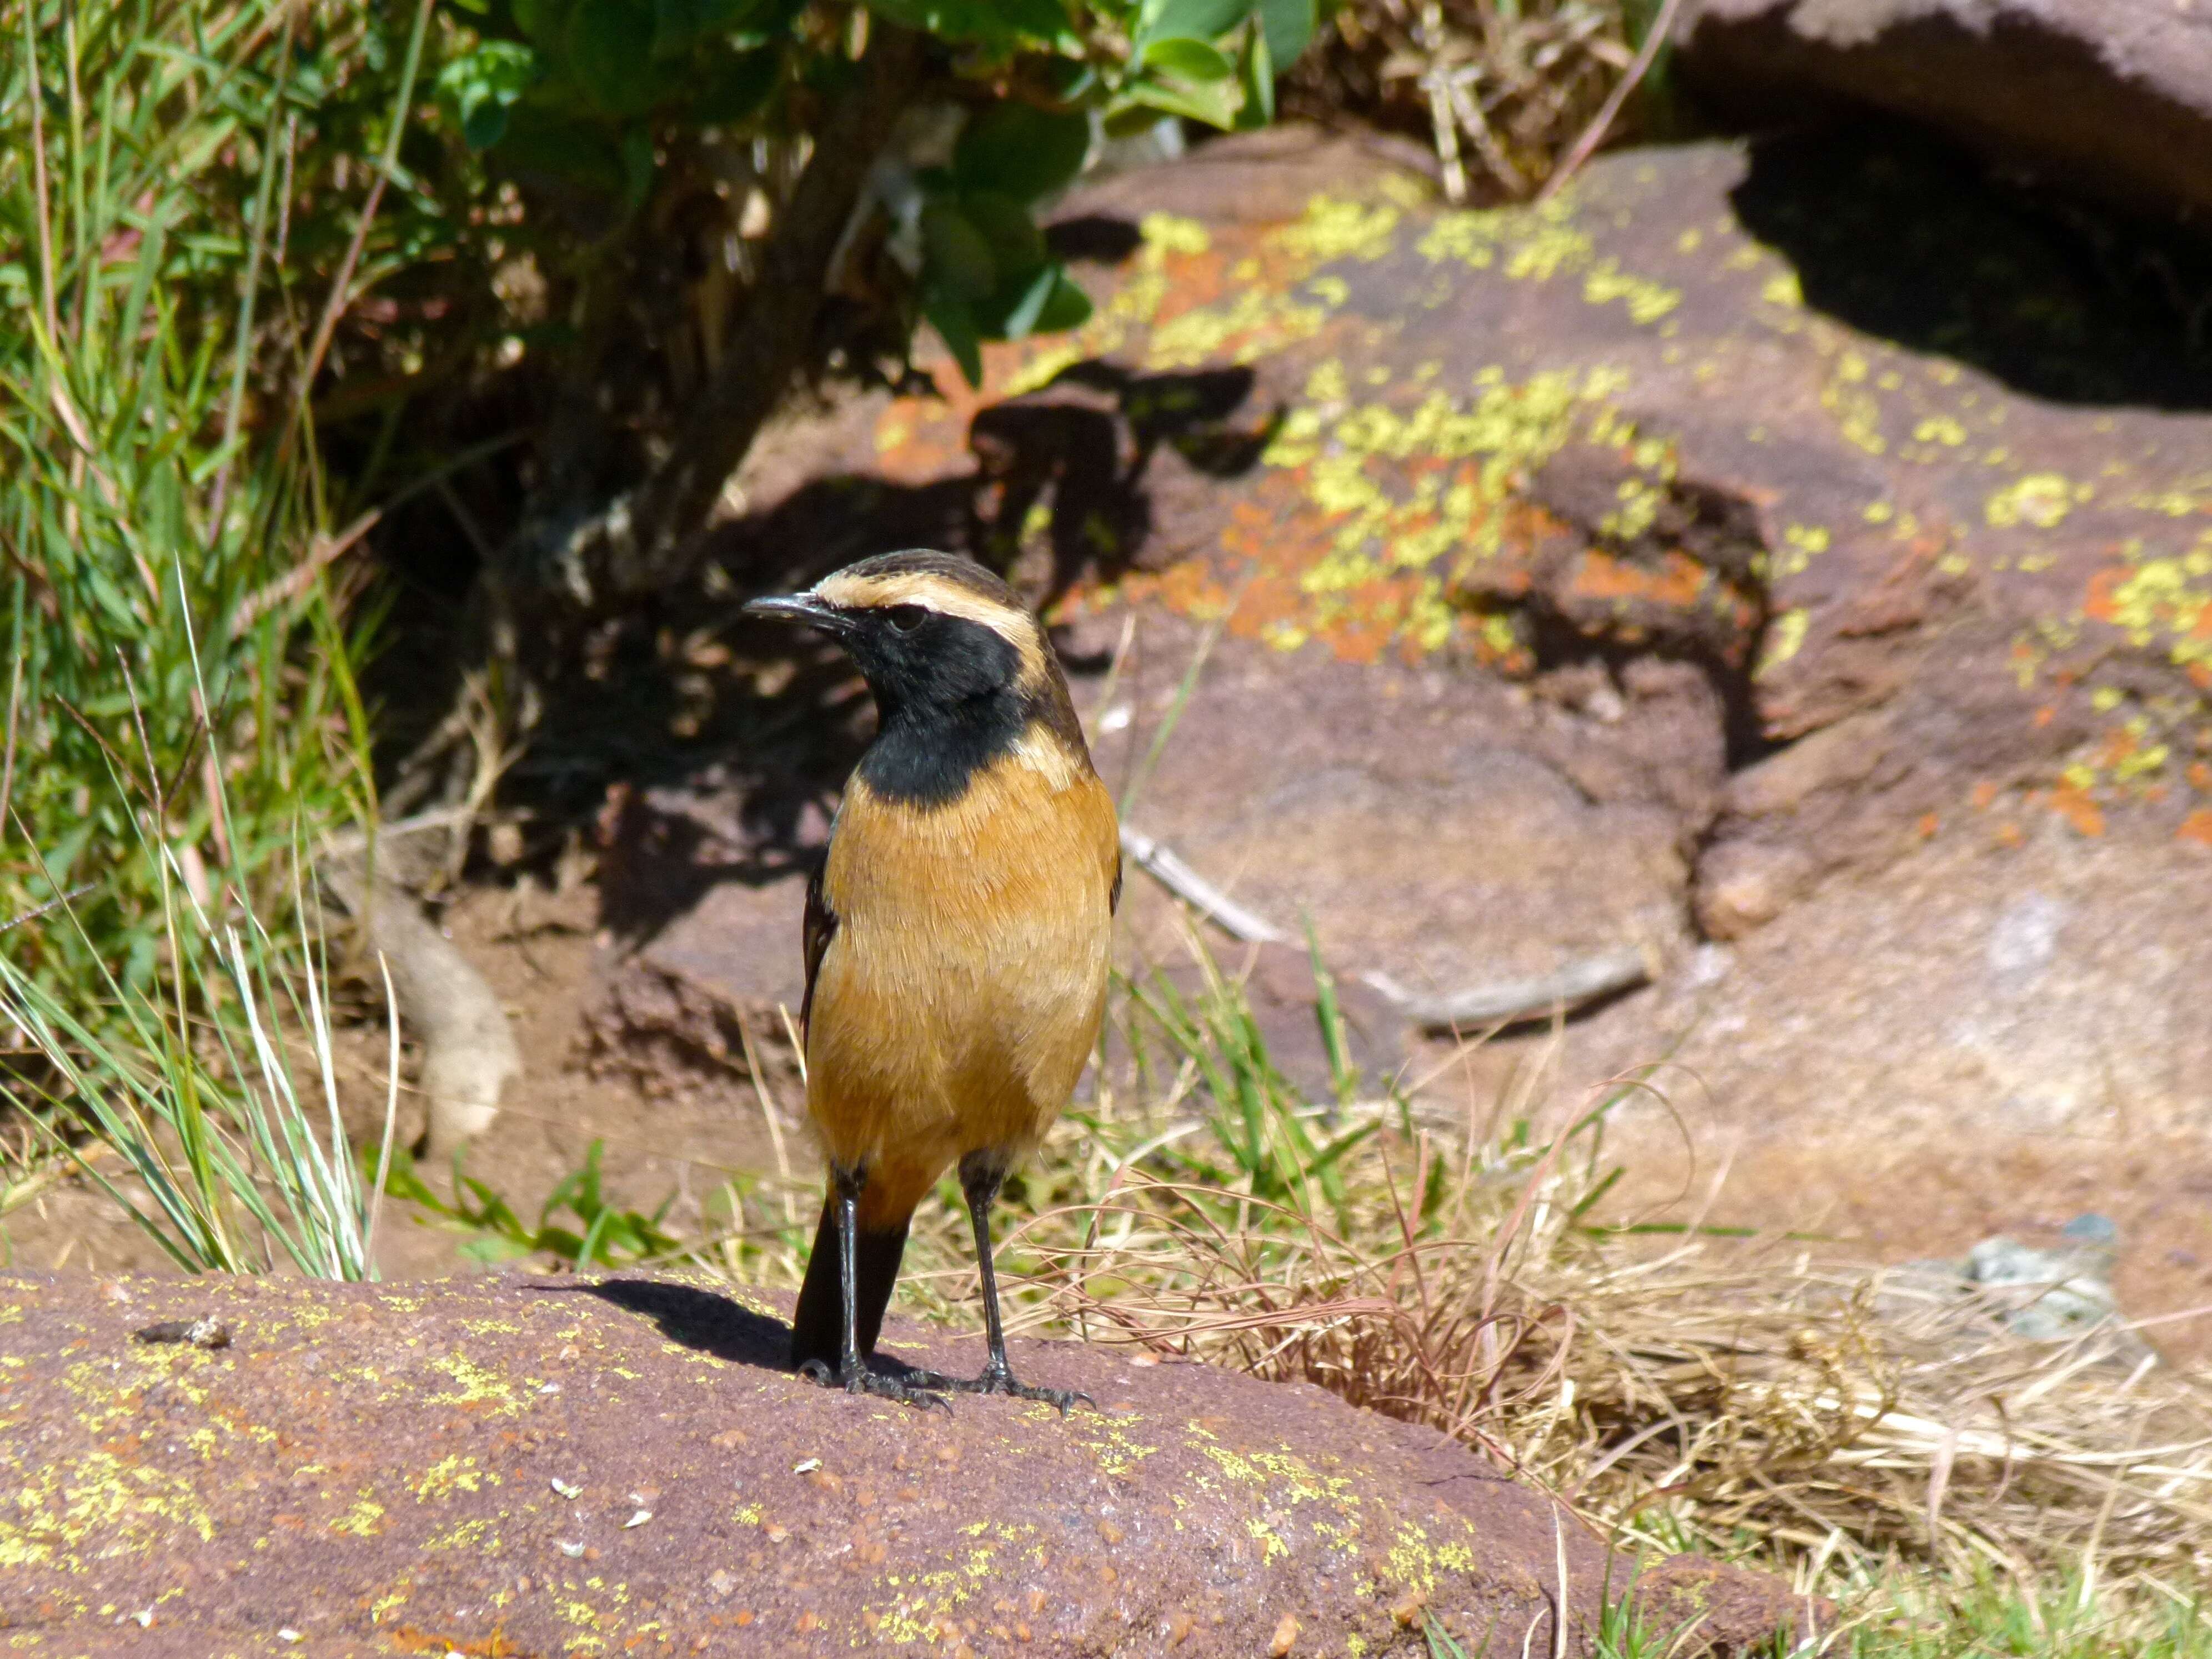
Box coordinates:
[1731,126,2212,410]
[563,1276,792,1370]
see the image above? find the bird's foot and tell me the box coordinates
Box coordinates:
[795,1356,951,1413]
[908,1362,1094,1416]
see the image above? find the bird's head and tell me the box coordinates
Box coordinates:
[744,550,1054,718]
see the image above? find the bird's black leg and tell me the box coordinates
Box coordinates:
[797,1162,946,1412]
[913,1153,1094,1415]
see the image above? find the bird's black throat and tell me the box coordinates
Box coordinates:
[856,685,1031,808]
[836,602,1062,809]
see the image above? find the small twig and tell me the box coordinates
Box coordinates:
[1537,0,1683,203]
[1366,949,1650,1031]
[0,884,96,938]
[233,507,380,632]
[314,804,474,865]
[1118,825,1652,1027]
[1118,826,1288,946]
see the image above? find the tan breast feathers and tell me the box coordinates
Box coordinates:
[806,756,1117,1166]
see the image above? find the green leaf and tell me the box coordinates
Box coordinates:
[458,1234,536,1264]
[1119,71,1240,127]
[688,44,779,124]
[1101,102,1172,140]
[925,294,986,387]
[513,0,568,44]
[493,105,629,201]
[953,101,1092,204]
[1137,0,1250,46]
[974,262,1090,339]
[958,190,1047,273]
[1143,36,1235,79]
[920,202,1000,300]
[1031,267,1092,332]
[371,1147,446,1211]
[437,41,539,151]
[568,0,664,116]
[1256,0,1315,67]
[1235,21,1273,129]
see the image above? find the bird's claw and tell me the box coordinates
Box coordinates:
[796,1356,951,1412]
[907,1365,1095,1416]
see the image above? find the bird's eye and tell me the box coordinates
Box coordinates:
[886,604,926,635]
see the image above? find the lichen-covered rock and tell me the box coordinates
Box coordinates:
[0,1272,1799,1656]
[1681,0,2212,225]
[587,125,2212,1351]
[827,125,2212,904]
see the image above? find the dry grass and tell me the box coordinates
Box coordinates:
[720,935,2212,1612]
[1283,0,1677,201]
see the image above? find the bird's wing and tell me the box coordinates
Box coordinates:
[1109,846,1122,916]
[800,856,837,1048]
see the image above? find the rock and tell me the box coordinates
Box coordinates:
[1880,1214,2154,1362]
[1680,0,2212,226]
[841,125,2212,947]
[0,1271,1802,1657]
[592,124,2212,1347]
[584,768,829,1091]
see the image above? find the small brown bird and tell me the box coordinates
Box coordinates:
[745,550,1119,1410]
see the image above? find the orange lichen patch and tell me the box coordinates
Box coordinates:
[2034,706,2056,728]
[2179,809,2212,847]
[1565,547,1710,609]
[1917,813,1940,839]
[388,1627,520,1656]
[1970,780,1999,810]
[2093,728,2140,770]
[2049,782,2105,837]
[2189,761,2212,791]
[1994,821,2026,848]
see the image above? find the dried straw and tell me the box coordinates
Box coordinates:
[998,1101,2212,1586]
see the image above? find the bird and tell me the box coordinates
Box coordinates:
[744,550,1120,1411]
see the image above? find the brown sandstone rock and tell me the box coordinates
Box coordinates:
[1681,0,2212,225]
[583,126,2212,1329]
[0,1271,1800,1656]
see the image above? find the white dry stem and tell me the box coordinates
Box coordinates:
[320,826,518,1155]
[1119,825,1652,1028]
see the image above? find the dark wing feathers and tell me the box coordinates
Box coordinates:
[800,856,836,1045]
[1109,848,1122,916]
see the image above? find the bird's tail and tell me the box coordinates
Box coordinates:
[789,1193,910,1373]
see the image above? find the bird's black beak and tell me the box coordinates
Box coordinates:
[743,593,854,636]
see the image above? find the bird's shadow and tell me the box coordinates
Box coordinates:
[545,1277,937,1382]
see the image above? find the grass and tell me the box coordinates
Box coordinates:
[1286,0,1683,202]
[0,0,377,1018]
[0,832,397,1279]
[0,1,408,1275]
[687,926,2211,1652]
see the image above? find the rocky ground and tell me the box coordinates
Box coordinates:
[0,1270,1803,1656]
[581,121,2212,1361]
[9,107,2211,1370]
